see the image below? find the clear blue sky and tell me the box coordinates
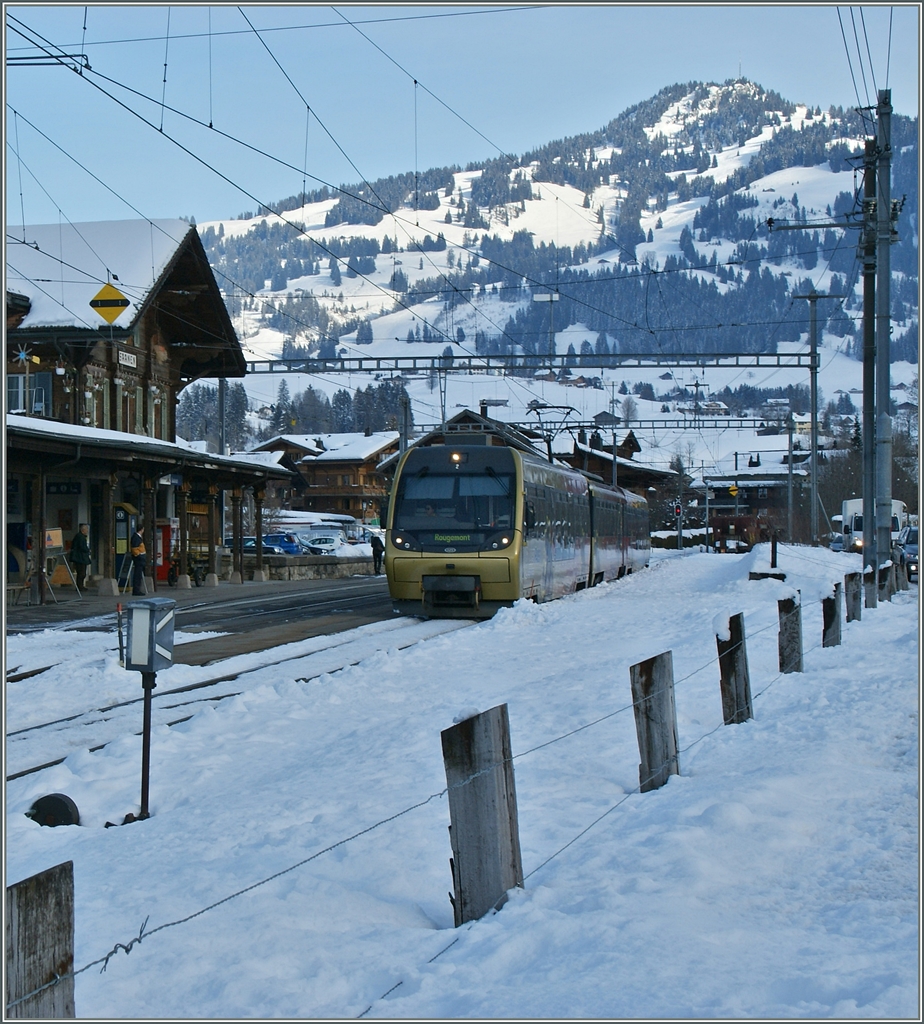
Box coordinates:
[4,4,919,226]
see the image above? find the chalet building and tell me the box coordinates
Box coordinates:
[6,219,292,598]
[249,432,399,523]
[558,429,675,495]
[691,450,809,545]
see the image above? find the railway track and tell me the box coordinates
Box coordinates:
[6,616,473,782]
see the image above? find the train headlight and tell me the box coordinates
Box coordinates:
[394,536,402,546]
[501,537,509,546]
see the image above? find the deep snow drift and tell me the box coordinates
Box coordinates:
[5,545,919,1019]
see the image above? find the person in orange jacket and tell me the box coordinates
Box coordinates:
[130,520,147,595]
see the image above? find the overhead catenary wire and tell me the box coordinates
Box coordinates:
[5,6,542,53]
[857,7,880,98]
[8,16,872,360]
[158,6,170,133]
[7,13,886,433]
[836,8,877,137]
[331,5,512,162]
[223,11,548,407]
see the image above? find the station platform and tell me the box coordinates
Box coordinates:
[5,574,381,631]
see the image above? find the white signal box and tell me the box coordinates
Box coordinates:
[125,598,176,673]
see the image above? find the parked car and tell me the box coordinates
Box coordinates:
[233,540,286,557]
[297,532,344,555]
[828,532,844,552]
[350,526,382,545]
[894,525,918,581]
[261,533,307,555]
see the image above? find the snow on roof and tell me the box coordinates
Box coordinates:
[7,219,194,331]
[249,434,324,455]
[566,440,672,476]
[299,432,399,462]
[6,414,292,475]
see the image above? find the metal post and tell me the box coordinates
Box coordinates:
[677,465,683,550]
[612,428,618,486]
[398,391,409,454]
[793,290,847,546]
[38,467,47,605]
[862,140,878,606]
[704,475,710,551]
[254,489,265,579]
[809,295,819,544]
[218,378,227,455]
[787,416,794,542]
[140,670,156,819]
[876,89,893,573]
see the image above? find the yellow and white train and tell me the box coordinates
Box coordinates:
[385,443,650,618]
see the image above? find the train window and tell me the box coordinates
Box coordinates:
[394,471,515,535]
[403,477,455,500]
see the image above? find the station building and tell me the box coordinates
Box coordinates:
[6,219,292,600]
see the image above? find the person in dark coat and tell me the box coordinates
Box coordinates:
[70,523,92,590]
[130,520,147,595]
[370,533,385,574]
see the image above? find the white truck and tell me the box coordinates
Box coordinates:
[841,498,907,554]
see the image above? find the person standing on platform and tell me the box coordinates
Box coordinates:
[370,533,385,574]
[70,523,92,590]
[130,520,147,595]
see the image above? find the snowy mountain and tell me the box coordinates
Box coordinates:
[190,79,917,460]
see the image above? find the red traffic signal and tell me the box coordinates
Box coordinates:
[674,504,682,517]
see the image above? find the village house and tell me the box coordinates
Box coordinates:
[248,432,399,524]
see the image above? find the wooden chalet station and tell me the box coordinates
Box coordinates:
[6,219,292,600]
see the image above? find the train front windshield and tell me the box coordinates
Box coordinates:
[392,449,516,551]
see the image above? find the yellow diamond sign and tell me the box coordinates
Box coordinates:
[728,485,739,497]
[89,283,130,324]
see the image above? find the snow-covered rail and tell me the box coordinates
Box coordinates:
[6,616,472,780]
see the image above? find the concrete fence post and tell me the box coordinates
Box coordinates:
[715,613,753,724]
[441,705,523,927]
[629,651,680,792]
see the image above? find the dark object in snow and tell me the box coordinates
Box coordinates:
[27,793,80,827]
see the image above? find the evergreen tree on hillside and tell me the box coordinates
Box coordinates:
[226,382,252,451]
[269,379,292,435]
[332,389,354,431]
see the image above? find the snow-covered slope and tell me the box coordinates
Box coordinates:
[192,80,916,450]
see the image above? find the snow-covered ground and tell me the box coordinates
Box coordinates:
[6,545,919,1018]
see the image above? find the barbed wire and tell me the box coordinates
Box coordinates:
[353,618,859,1018]
[5,589,869,1014]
